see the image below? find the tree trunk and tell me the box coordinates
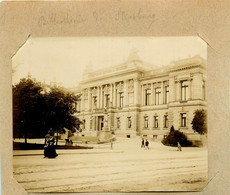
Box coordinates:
[56,130,58,146]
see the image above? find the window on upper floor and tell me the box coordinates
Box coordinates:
[93,96,97,109]
[181,81,188,101]
[181,113,187,127]
[155,88,161,105]
[105,94,110,108]
[119,92,124,108]
[154,116,159,128]
[202,81,206,100]
[165,86,169,104]
[164,115,168,128]
[117,117,120,129]
[83,119,86,129]
[144,116,149,128]
[128,117,132,128]
[145,89,151,106]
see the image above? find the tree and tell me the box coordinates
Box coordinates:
[13,77,44,143]
[45,86,81,145]
[13,76,81,144]
[170,125,175,133]
[191,109,207,135]
[162,125,193,147]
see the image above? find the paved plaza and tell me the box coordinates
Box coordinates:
[13,137,208,193]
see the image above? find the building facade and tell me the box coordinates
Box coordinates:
[75,54,207,140]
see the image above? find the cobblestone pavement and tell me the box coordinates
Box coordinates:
[13,137,208,192]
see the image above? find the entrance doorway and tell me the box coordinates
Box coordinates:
[98,116,104,131]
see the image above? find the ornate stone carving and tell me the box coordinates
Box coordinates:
[128,79,134,92]
[164,80,169,85]
[174,76,178,83]
[103,84,110,94]
[84,89,88,99]
[116,82,124,92]
[143,83,151,90]
[92,87,97,96]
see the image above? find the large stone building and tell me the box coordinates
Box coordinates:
[75,52,207,141]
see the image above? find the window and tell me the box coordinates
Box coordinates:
[83,120,85,129]
[153,135,158,139]
[144,116,149,128]
[128,117,132,128]
[119,92,124,108]
[155,88,161,105]
[117,117,120,129]
[105,94,110,108]
[93,96,97,109]
[145,89,151,106]
[202,81,206,100]
[154,116,159,128]
[164,115,168,128]
[165,86,169,104]
[181,81,188,101]
[181,113,187,127]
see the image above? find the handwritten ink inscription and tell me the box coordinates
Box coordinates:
[38,8,155,29]
[38,13,87,26]
[115,8,155,28]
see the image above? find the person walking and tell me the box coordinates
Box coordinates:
[145,139,149,150]
[141,138,145,148]
[177,141,182,151]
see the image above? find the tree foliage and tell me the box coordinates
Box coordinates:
[13,76,81,143]
[162,126,193,147]
[191,109,207,135]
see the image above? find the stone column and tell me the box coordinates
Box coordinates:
[187,80,191,100]
[110,83,113,107]
[151,83,154,105]
[81,90,84,111]
[88,88,91,111]
[134,79,139,106]
[124,80,127,107]
[169,77,175,103]
[100,86,103,108]
[113,83,116,107]
[97,87,100,108]
[176,81,180,101]
[160,82,164,104]
[141,85,144,106]
[189,78,193,100]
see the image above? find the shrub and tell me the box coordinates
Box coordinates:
[162,126,193,147]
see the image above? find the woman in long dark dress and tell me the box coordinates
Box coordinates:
[44,131,58,158]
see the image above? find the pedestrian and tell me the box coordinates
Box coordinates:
[44,130,58,158]
[145,139,149,150]
[111,139,113,150]
[177,141,182,151]
[141,138,145,148]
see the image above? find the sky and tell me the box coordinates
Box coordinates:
[12,37,207,88]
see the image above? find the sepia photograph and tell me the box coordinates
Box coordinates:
[12,37,208,192]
